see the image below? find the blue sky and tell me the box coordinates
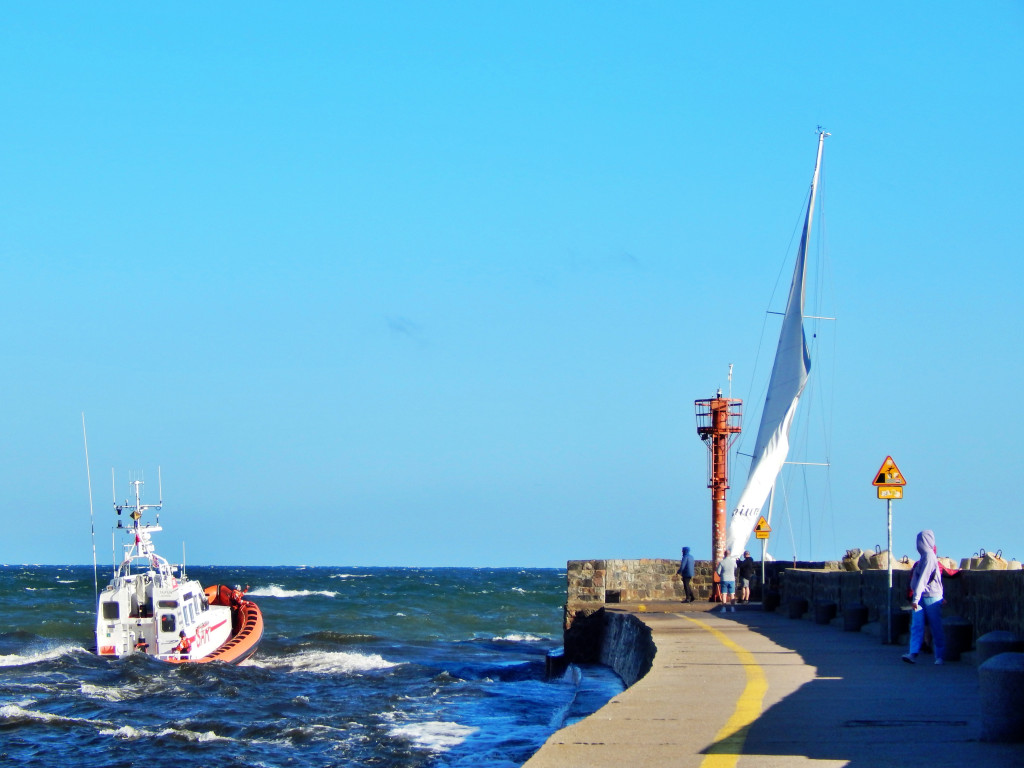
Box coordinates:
[2,3,1022,567]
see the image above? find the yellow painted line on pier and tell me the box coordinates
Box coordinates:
[681,614,768,768]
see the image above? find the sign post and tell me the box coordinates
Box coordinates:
[871,456,907,644]
[754,516,771,603]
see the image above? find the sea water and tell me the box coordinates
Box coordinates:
[0,565,622,767]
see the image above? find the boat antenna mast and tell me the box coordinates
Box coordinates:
[82,414,98,603]
[113,468,164,562]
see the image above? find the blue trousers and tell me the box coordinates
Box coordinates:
[909,597,945,660]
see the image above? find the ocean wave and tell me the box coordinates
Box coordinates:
[80,682,144,702]
[101,725,149,740]
[299,630,379,646]
[252,649,400,675]
[247,585,338,599]
[156,726,231,743]
[0,703,102,729]
[491,633,545,643]
[0,644,80,667]
[388,720,477,752]
[99,724,231,743]
[330,573,371,579]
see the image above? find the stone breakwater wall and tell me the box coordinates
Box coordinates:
[780,567,1024,639]
[567,558,716,603]
[562,608,655,687]
[566,558,833,604]
[563,560,1024,681]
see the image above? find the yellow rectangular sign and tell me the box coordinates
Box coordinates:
[755,530,770,539]
[877,486,903,500]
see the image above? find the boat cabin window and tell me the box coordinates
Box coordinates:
[159,600,178,608]
[160,614,176,634]
[102,601,120,620]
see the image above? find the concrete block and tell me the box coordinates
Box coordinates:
[880,610,910,645]
[814,601,837,625]
[977,630,1024,665]
[843,603,868,632]
[979,652,1024,742]
[788,598,808,619]
[943,617,973,661]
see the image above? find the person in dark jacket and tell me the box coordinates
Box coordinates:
[738,551,757,603]
[677,546,696,603]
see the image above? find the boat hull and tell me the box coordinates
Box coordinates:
[166,585,263,665]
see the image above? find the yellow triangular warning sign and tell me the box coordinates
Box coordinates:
[755,516,772,533]
[872,456,906,486]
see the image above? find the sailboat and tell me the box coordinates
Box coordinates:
[725,129,829,558]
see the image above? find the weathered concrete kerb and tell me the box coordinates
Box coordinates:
[525,602,1024,768]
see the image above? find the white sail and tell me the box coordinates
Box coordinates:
[725,131,827,556]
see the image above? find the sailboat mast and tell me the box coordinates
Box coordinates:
[801,129,828,269]
[723,129,828,558]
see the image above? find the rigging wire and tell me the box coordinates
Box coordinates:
[734,185,814,462]
[731,137,838,562]
[765,161,838,563]
[816,157,840,559]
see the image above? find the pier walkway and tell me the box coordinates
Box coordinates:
[524,601,1024,768]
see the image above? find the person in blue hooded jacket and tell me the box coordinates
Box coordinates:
[677,546,696,603]
[902,529,946,665]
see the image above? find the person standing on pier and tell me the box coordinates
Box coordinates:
[678,546,696,603]
[717,549,738,612]
[902,529,946,665]
[738,551,756,604]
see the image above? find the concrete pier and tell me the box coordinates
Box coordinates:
[524,601,1024,767]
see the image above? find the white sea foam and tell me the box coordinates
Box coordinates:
[103,725,148,740]
[100,723,232,743]
[389,720,477,752]
[247,585,338,599]
[1,703,99,728]
[330,573,371,579]
[0,644,78,667]
[157,727,230,742]
[80,683,136,702]
[492,633,544,643]
[253,649,400,675]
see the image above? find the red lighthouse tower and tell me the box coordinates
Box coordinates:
[695,390,742,585]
